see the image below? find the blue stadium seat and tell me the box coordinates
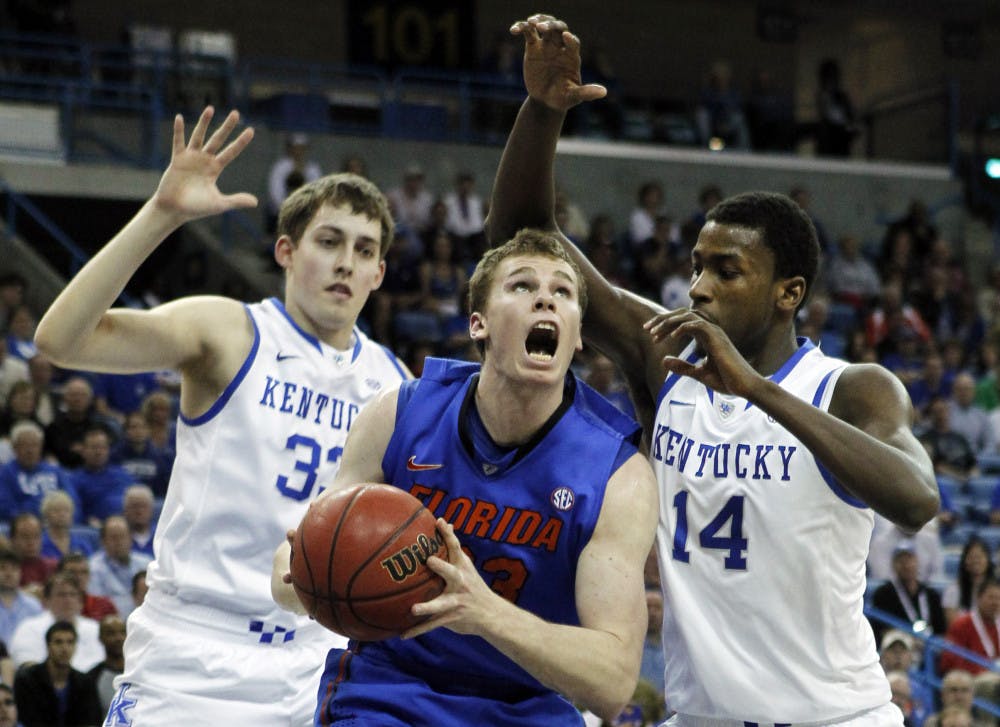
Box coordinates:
[969,476,1000,512]
[973,525,1000,553]
[937,474,961,502]
[826,302,859,334]
[941,521,976,547]
[817,331,846,358]
[944,551,963,578]
[979,453,1000,476]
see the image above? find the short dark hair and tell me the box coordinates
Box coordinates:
[0,546,20,566]
[706,191,819,311]
[277,173,395,259]
[46,619,77,644]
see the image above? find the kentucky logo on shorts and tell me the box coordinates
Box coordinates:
[105,683,136,727]
[249,619,296,644]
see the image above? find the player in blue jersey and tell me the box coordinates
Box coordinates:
[273,229,659,725]
[34,107,410,725]
[486,16,940,726]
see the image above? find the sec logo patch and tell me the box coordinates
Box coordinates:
[550,486,575,511]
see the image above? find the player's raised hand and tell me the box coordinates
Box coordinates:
[510,14,606,112]
[402,518,503,639]
[644,310,764,399]
[152,106,257,224]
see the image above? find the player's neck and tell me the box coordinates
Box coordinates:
[744,327,801,378]
[473,374,566,447]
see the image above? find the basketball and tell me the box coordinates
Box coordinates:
[289,483,448,641]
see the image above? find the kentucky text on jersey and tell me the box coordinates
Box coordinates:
[258,375,360,430]
[651,423,798,481]
[409,484,562,551]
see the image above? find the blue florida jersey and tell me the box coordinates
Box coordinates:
[147,297,407,627]
[320,357,639,725]
[651,338,889,722]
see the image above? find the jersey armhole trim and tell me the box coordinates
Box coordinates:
[180,305,261,427]
[811,367,867,509]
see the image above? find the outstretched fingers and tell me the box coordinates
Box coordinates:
[203,109,242,154]
[187,106,215,150]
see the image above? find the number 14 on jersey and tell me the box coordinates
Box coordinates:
[671,490,748,570]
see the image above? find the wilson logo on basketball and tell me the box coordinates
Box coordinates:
[380,532,445,582]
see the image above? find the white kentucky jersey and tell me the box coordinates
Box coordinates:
[147,297,407,627]
[650,338,889,722]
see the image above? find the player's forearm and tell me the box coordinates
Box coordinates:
[748,378,939,530]
[35,199,181,365]
[479,598,638,722]
[485,97,563,245]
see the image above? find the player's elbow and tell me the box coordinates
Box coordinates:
[896,480,941,533]
[591,681,637,724]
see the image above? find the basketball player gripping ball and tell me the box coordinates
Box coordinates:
[487,16,939,726]
[273,229,658,725]
[35,107,409,726]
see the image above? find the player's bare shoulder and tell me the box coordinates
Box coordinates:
[828,361,915,431]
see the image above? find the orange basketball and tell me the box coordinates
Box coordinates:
[289,483,448,641]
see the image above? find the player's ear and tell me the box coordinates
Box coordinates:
[469,311,487,342]
[776,276,806,313]
[273,235,294,270]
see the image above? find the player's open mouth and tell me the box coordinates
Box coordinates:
[525,321,558,362]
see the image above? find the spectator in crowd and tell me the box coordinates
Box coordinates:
[977,355,1000,413]
[0,422,77,521]
[886,670,917,727]
[26,353,58,427]
[0,339,29,407]
[639,588,665,698]
[443,171,487,258]
[370,229,432,350]
[925,705,974,727]
[0,381,42,440]
[111,411,172,499]
[869,543,946,642]
[681,184,722,244]
[7,513,56,597]
[0,272,27,331]
[13,620,103,727]
[917,397,980,487]
[885,200,938,264]
[122,484,156,558]
[69,426,132,526]
[824,233,882,313]
[584,352,635,420]
[0,545,41,648]
[909,351,953,416]
[977,263,1000,333]
[939,579,1000,706]
[0,683,17,727]
[418,230,468,342]
[744,68,795,152]
[87,515,151,618]
[659,252,692,313]
[869,528,944,585]
[942,537,995,627]
[4,305,37,362]
[93,371,163,424]
[584,214,631,289]
[628,181,665,249]
[922,670,981,727]
[45,376,107,468]
[866,280,932,352]
[948,373,995,456]
[56,552,116,622]
[9,572,102,671]
[131,569,147,610]
[387,164,435,237]
[880,631,933,727]
[632,219,673,302]
[139,389,176,457]
[553,187,590,244]
[39,490,93,561]
[694,59,750,150]
[815,58,858,157]
[265,133,322,234]
[87,614,126,715]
